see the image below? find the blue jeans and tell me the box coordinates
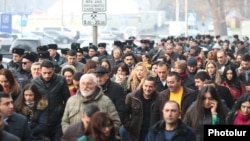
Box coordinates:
[119,125,132,141]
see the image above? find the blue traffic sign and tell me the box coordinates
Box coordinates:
[20,14,28,27]
[0,14,12,33]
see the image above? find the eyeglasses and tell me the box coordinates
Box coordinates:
[22,62,31,65]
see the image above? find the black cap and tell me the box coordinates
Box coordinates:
[61,48,69,55]
[71,43,81,50]
[114,40,123,47]
[82,46,89,52]
[12,47,25,56]
[128,36,136,40]
[94,66,109,76]
[233,34,239,38]
[98,43,106,48]
[76,47,83,53]
[38,51,50,59]
[47,44,58,50]
[37,45,48,52]
[187,57,197,66]
[89,45,97,52]
[23,52,37,62]
[140,39,150,44]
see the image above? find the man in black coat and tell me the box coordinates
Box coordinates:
[93,66,126,123]
[0,92,32,141]
[32,60,70,141]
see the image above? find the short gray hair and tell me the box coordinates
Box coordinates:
[80,73,97,85]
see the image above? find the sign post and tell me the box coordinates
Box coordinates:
[0,13,12,33]
[82,0,107,46]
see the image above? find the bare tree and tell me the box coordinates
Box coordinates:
[208,0,227,35]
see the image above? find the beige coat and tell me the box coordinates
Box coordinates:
[61,86,121,133]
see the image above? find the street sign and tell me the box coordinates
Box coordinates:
[0,14,12,33]
[20,14,28,27]
[82,0,106,12]
[82,13,106,25]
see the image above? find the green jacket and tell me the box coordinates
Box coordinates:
[61,86,121,133]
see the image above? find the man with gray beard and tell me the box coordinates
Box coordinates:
[61,73,121,133]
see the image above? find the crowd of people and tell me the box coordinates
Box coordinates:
[0,33,249,141]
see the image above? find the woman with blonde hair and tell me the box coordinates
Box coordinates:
[205,60,222,85]
[126,62,154,93]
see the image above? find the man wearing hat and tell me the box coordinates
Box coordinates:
[37,51,51,63]
[61,48,70,60]
[37,45,48,52]
[113,40,124,50]
[186,57,198,80]
[97,42,110,60]
[231,34,240,53]
[86,45,98,60]
[7,47,25,74]
[47,44,65,65]
[202,35,214,51]
[75,47,86,64]
[37,50,62,74]
[71,43,80,51]
[15,52,37,85]
[215,35,223,46]
[243,36,250,48]
[128,36,138,49]
[93,66,126,124]
[137,39,150,55]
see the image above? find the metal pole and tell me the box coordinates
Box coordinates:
[176,0,179,37]
[185,0,188,36]
[93,25,98,46]
[176,0,179,22]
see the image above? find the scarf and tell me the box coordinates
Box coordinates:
[25,101,35,109]
[234,111,250,125]
[179,71,188,80]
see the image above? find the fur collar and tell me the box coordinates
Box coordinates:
[21,97,48,115]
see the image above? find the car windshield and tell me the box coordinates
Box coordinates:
[12,40,40,51]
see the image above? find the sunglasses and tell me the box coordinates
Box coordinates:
[22,62,31,65]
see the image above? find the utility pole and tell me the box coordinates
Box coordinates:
[176,0,179,22]
[185,0,188,37]
[176,0,179,36]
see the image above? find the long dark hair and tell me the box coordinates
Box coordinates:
[222,65,241,89]
[14,83,43,112]
[85,111,117,141]
[190,86,228,131]
[231,92,250,112]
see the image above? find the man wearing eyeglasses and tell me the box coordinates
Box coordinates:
[15,52,37,86]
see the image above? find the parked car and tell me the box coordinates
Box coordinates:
[0,32,14,52]
[45,30,74,44]
[9,37,56,53]
[2,57,11,68]
[98,30,119,40]
[31,31,59,43]
[36,26,76,43]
